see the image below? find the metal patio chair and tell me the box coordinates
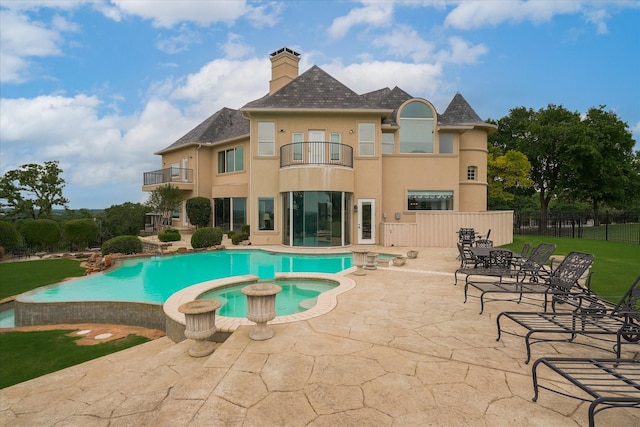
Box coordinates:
[463,243,558,313]
[496,274,640,363]
[454,246,515,286]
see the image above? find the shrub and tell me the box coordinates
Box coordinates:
[63,219,99,249]
[241,224,250,235]
[185,197,211,228]
[101,236,143,255]
[21,219,61,250]
[0,221,20,251]
[158,228,181,242]
[191,227,223,249]
[232,232,249,245]
[227,230,236,239]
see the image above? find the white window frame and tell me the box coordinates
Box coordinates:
[292,133,304,162]
[330,133,341,162]
[467,166,477,181]
[258,122,275,156]
[382,133,395,154]
[358,123,375,157]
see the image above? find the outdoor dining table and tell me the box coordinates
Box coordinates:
[470,247,522,266]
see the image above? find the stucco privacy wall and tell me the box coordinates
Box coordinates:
[380,210,513,247]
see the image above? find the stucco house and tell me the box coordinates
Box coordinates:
[143,47,512,248]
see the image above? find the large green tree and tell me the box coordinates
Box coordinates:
[185,197,212,229]
[490,105,582,228]
[487,145,533,209]
[97,202,151,240]
[0,161,69,219]
[562,106,637,218]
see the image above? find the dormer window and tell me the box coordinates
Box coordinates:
[399,101,434,154]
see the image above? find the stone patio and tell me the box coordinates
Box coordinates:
[1,247,638,426]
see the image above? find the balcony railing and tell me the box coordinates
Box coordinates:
[280,142,353,168]
[143,167,193,186]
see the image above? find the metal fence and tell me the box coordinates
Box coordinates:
[513,210,640,245]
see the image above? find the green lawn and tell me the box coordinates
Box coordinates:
[503,236,640,299]
[0,330,149,389]
[0,258,87,300]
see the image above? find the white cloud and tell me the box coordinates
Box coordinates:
[371,25,435,62]
[445,0,582,30]
[0,10,64,83]
[156,25,202,54]
[221,33,255,60]
[328,1,394,39]
[437,36,488,65]
[110,0,249,28]
[584,8,609,34]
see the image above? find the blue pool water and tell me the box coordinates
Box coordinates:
[23,250,352,304]
[199,280,337,317]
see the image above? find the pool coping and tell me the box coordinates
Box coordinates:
[163,270,357,338]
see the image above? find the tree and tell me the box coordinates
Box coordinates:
[185,197,211,228]
[97,202,151,240]
[145,184,183,228]
[487,145,533,209]
[490,105,582,230]
[64,219,99,250]
[0,161,69,219]
[21,219,61,251]
[562,106,637,221]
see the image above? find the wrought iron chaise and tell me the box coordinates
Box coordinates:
[496,275,640,363]
[462,243,558,313]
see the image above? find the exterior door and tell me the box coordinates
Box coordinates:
[308,130,325,164]
[357,199,375,244]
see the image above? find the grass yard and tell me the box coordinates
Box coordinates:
[0,330,149,389]
[0,258,86,300]
[504,236,640,299]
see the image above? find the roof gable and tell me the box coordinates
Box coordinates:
[158,107,248,153]
[243,65,371,109]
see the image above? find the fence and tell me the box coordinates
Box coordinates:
[513,210,640,245]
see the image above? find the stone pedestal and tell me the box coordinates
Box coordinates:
[178,299,221,357]
[351,249,369,276]
[364,252,379,270]
[242,283,282,340]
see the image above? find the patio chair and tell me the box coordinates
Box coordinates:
[475,239,493,248]
[457,227,476,250]
[454,248,516,286]
[454,243,480,285]
[463,243,558,313]
[531,357,640,427]
[496,275,640,363]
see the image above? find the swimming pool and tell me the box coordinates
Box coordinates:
[198,279,337,317]
[21,250,354,304]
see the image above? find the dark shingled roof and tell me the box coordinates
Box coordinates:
[243,66,372,109]
[159,64,491,152]
[158,107,249,152]
[439,93,485,125]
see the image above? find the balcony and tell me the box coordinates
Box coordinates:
[142,167,193,190]
[280,142,353,168]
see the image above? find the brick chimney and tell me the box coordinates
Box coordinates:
[269,47,300,94]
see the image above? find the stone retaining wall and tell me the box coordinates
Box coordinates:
[14,300,166,331]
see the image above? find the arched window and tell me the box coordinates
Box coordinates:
[399,101,434,153]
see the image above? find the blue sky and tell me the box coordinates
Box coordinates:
[1,0,639,209]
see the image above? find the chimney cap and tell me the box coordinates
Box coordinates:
[270,47,300,57]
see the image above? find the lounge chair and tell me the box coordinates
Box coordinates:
[462,243,558,313]
[531,357,640,427]
[496,275,640,363]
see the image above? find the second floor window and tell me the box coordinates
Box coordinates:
[330,133,341,161]
[439,133,454,154]
[358,123,375,156]
[382,133,395,154]
[467,166,477,181]
[399,101,434,153]
[218,147,244,173]
[258,122,275,156]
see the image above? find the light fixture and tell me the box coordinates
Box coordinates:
[279,129,285,133]
[349,129,354,134]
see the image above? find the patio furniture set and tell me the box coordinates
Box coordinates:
[452,229,640,426]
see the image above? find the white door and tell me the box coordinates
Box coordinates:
[181,157,188,182]
[308,130,325,164]
[357,199,375,244]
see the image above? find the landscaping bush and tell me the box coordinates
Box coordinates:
[158,228,181,242]
[21,219,60,250]
[185,197,211,228]
[231,232,249,245]
[101,235,143,255]
[0,220,20,251]
[241,224,250,235]
[191,227,223,249]
[63,219,99,250]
